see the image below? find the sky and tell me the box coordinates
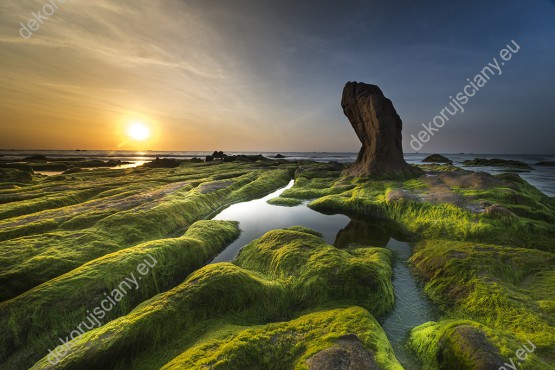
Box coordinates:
[0,0,554,153]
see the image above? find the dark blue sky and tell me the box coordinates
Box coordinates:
[197,0,555,153]
[1,0,554,152]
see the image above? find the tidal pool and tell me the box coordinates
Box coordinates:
[210,180,350,263]
[210,179,436,369]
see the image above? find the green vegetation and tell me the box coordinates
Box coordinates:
[273,163,555,368]
[0,220,239,370]
[409,319,547,370]
[30,227,396,369]
[409,239,554,367]
[2,159,554,369]
[267,196,303,207]
[163,307,402,370]
[0,162,292,300]
[235,228,394,317]
[298,170,554,251]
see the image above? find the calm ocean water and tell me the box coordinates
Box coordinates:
[1,150,554,196]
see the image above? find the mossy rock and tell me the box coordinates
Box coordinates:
[162,307,401,370]
[0,220,239,369]
[29,228,396,369]
[235,228,395,316]
[410,239,555,364]
[409,320,549,370]
[422,154,453,164]
[462,158,533,170]
[0,164,292,300]
[267,196,303,207]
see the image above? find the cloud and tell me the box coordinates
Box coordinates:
[1,0,554,152]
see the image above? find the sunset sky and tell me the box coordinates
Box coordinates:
[1,0,554,153]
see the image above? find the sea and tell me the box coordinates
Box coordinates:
[1,150,554,197]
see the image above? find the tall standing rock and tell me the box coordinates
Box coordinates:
[341,82,422,178]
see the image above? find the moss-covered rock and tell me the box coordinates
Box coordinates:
[29,228,397,369]
[410,239,555,366]
[162,307,402,370]
[267,196,303,207]
[462,157,533,170]
[0,163,292,300]
[409,320,548,370]
[422,154,452,164]
[0,220,239,369]
[235,228,395,317]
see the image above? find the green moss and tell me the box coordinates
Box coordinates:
[29,263,290,370]
[0,220,239,369]
[305,175,554,251]
[267,197,303,207]
[409,319,549,370]
[162,307,402,370]
[415,164,463,172]
[283,226,323,238]
[29,228,397,370]
[0,163,291,301]
[235,229,395,317]
[280,164,354,200]
[409,239,554,364]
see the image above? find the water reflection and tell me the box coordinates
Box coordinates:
[209,179,436,369]
[210,180,350,263]
[334,219,390,248]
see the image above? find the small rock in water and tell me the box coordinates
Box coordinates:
[422,154,452,164]
[462,157,533,170]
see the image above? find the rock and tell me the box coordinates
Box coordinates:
[536,161,555,166]
[31,163,69,171]
[437,325,504,370]
[484,204,515,219]
[462,158,533,170]
[212,151,227,159]
[0,163,34,173]
[306,334,379,370]
[341,82,422,178]
[423,172,504,189]
[63,167,83,174]
[206,151,227,162]
[422,154,452,164]
[144,158,182,168]
[0,168,33,183]
[385,189,420,204]
[23,155,47,161]
[274,154,286,158]
[222,154,267,162]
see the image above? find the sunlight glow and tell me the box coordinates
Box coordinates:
[127,122,150,141]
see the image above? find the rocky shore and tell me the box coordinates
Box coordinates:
[0,83,552,370]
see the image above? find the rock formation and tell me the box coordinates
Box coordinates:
[422,154,452,164]
[341,82,422,178]
[462,157,533,170]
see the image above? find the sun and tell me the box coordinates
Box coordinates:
[127,122,150,141]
